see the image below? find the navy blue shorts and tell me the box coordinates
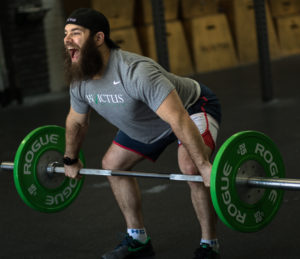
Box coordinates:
[113,131,176,161]
[113,83,221,161]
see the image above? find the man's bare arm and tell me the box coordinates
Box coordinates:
[63,107,90,179]
[65,107,90,158]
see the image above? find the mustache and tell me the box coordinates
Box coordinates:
[65,43,80,49]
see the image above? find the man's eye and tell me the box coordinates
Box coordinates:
[64,31,81,38]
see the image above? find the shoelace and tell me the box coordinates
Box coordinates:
[115,233,136,249]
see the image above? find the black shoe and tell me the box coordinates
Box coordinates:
[193,244,220,259]
[102,233,155,259]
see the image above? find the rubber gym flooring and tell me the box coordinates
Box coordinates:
[1,54,300,259]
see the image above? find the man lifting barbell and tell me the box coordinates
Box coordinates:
[63,8,221,259]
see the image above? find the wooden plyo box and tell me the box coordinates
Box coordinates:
[180,0,219,19]
[276,14,300,55]
[136,0,179,24]
[184,14,238,73]
[269,0,300,17]
[220,0,281,63]
[91,0,135,29]
[63,0,91,16]
[138,20,194,75]
[110,27,143,55]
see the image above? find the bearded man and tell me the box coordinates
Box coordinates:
[63,8,221,259]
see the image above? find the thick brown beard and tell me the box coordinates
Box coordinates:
[64,35,103,87]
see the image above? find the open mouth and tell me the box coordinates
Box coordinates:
[68,48,80,62]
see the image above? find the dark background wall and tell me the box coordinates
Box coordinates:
[0,0,49,101]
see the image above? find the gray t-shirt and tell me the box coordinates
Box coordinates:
[70,49,200,144]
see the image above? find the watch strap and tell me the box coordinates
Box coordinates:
[63,156,78,165]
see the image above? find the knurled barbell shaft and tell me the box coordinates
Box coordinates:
[2,161,300,190]
[47,162,203,182]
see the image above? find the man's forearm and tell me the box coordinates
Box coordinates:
[173,113,210,166]
[173,114,213,187]
[65,117,88,158]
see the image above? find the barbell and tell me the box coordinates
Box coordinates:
[0,125,298,233]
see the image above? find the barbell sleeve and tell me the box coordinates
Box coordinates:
[237,176,300,191]
[0,162,14,171]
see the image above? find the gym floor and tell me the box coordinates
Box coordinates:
[1,54,300,259]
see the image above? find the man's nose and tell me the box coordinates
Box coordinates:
[64,34,72,45]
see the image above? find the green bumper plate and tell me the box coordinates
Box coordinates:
[211,131,285,232]
[13,125,85,213]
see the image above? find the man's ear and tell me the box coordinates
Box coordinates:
[94,31,105,46]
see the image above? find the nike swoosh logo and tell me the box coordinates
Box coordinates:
[113,80,120,85]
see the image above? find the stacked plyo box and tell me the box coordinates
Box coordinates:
[91,0,143,55]
[182,0,238,73]
[269,0,300,56]
[63,0,92,16]
[136,0,194,75]
[219,0,281,64]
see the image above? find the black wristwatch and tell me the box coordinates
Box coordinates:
[63,156,78,166]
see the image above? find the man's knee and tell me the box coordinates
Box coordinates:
[180,161,198,176]
[102,143,143,171]
[102,152,114,170]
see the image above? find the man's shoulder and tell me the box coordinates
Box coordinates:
[114,49,156,69]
